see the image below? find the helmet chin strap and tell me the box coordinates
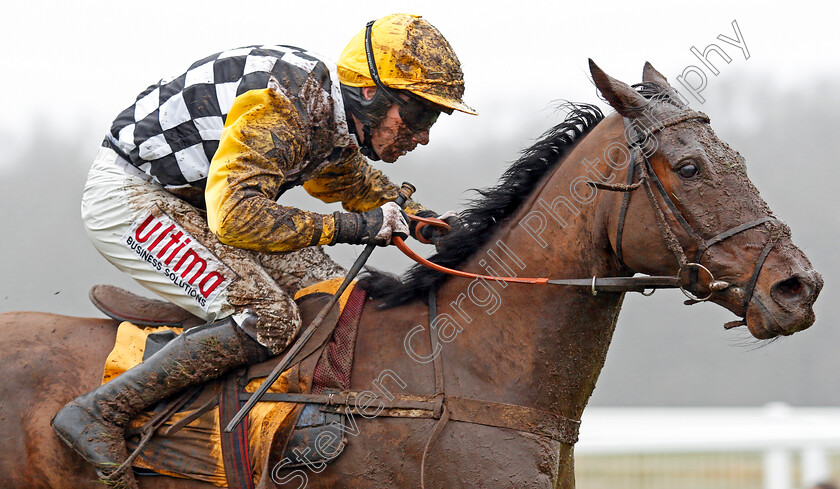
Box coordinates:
[360,122,380,161]
[341,20,410,162]
[364,20,406,106]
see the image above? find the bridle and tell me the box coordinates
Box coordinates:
[611,111,786,312]
[395,107,788,315]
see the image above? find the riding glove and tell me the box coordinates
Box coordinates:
[332,202,409,246]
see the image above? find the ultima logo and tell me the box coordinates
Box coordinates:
[122,207,232,311]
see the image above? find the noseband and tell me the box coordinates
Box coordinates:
[613,112,786,312]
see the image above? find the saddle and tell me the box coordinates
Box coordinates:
[89,284,205,328]
[91,284,583,488]
[90,283,363,488]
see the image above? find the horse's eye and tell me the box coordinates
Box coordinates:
[677,163,699,179]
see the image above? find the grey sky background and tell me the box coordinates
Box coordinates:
[1,0,839,407]
[2,0,838,162]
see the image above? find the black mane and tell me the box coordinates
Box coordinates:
[359,103,605,307]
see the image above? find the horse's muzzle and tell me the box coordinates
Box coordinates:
[746,268,823,339]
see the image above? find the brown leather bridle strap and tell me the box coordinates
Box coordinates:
[638,151,695,265]
[742,231,781,308]
[613,150,638,266]
[616,114,709,266]
[636,111,711,140]
[695,215,779,261]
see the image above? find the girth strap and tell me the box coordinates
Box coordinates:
[443,395,580,444]
[239,391,581,445]
[421,288,447,489]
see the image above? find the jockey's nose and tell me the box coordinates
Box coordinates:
[412,130,430,146]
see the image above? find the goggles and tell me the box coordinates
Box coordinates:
[398,94,441,133]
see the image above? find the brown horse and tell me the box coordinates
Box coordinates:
[0,61,822,489]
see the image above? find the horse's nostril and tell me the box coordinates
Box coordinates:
[777,277,803,297]
[771,276,810,306]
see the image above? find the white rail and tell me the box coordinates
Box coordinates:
[576,403,840,489]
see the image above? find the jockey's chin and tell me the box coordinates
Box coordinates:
[378,146,413,163]
[375,134,423,163]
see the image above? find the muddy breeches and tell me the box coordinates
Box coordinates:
[82,147,345,354]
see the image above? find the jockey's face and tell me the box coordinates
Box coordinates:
[369,101,430,162]
[362,88,434,163]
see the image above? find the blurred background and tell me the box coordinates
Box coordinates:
[1,1,838,487]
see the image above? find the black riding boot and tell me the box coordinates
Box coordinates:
[51,317,271,488]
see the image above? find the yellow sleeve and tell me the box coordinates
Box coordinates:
[302,149,426,215]
[205,88,337,252]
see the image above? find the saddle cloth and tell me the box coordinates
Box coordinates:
[102,278,365,487]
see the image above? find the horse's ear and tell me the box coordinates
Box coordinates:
[642,61,669,87]
[589,59,648,118]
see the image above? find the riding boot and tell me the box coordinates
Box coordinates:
[50,317,271,488]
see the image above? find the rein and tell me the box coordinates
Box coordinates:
[393,235,681,294]
[396,111,785,313]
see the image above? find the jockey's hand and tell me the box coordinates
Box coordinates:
[333,202,409,246]
[411,210,461,253]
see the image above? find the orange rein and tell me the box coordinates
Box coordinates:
[392,219,550,284]
[396,215,690,295]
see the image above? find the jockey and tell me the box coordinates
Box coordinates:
[51,13,475,487]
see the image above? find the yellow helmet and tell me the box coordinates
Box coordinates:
[337,14,477,115]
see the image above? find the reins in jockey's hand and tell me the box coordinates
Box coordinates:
[395,213,687,293]
[408,212,454,245]
[392,114,784,317]
[225,182,417,433]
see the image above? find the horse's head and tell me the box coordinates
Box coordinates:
[589,60,822,339]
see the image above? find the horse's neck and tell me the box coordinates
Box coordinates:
[437,116,627,420]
